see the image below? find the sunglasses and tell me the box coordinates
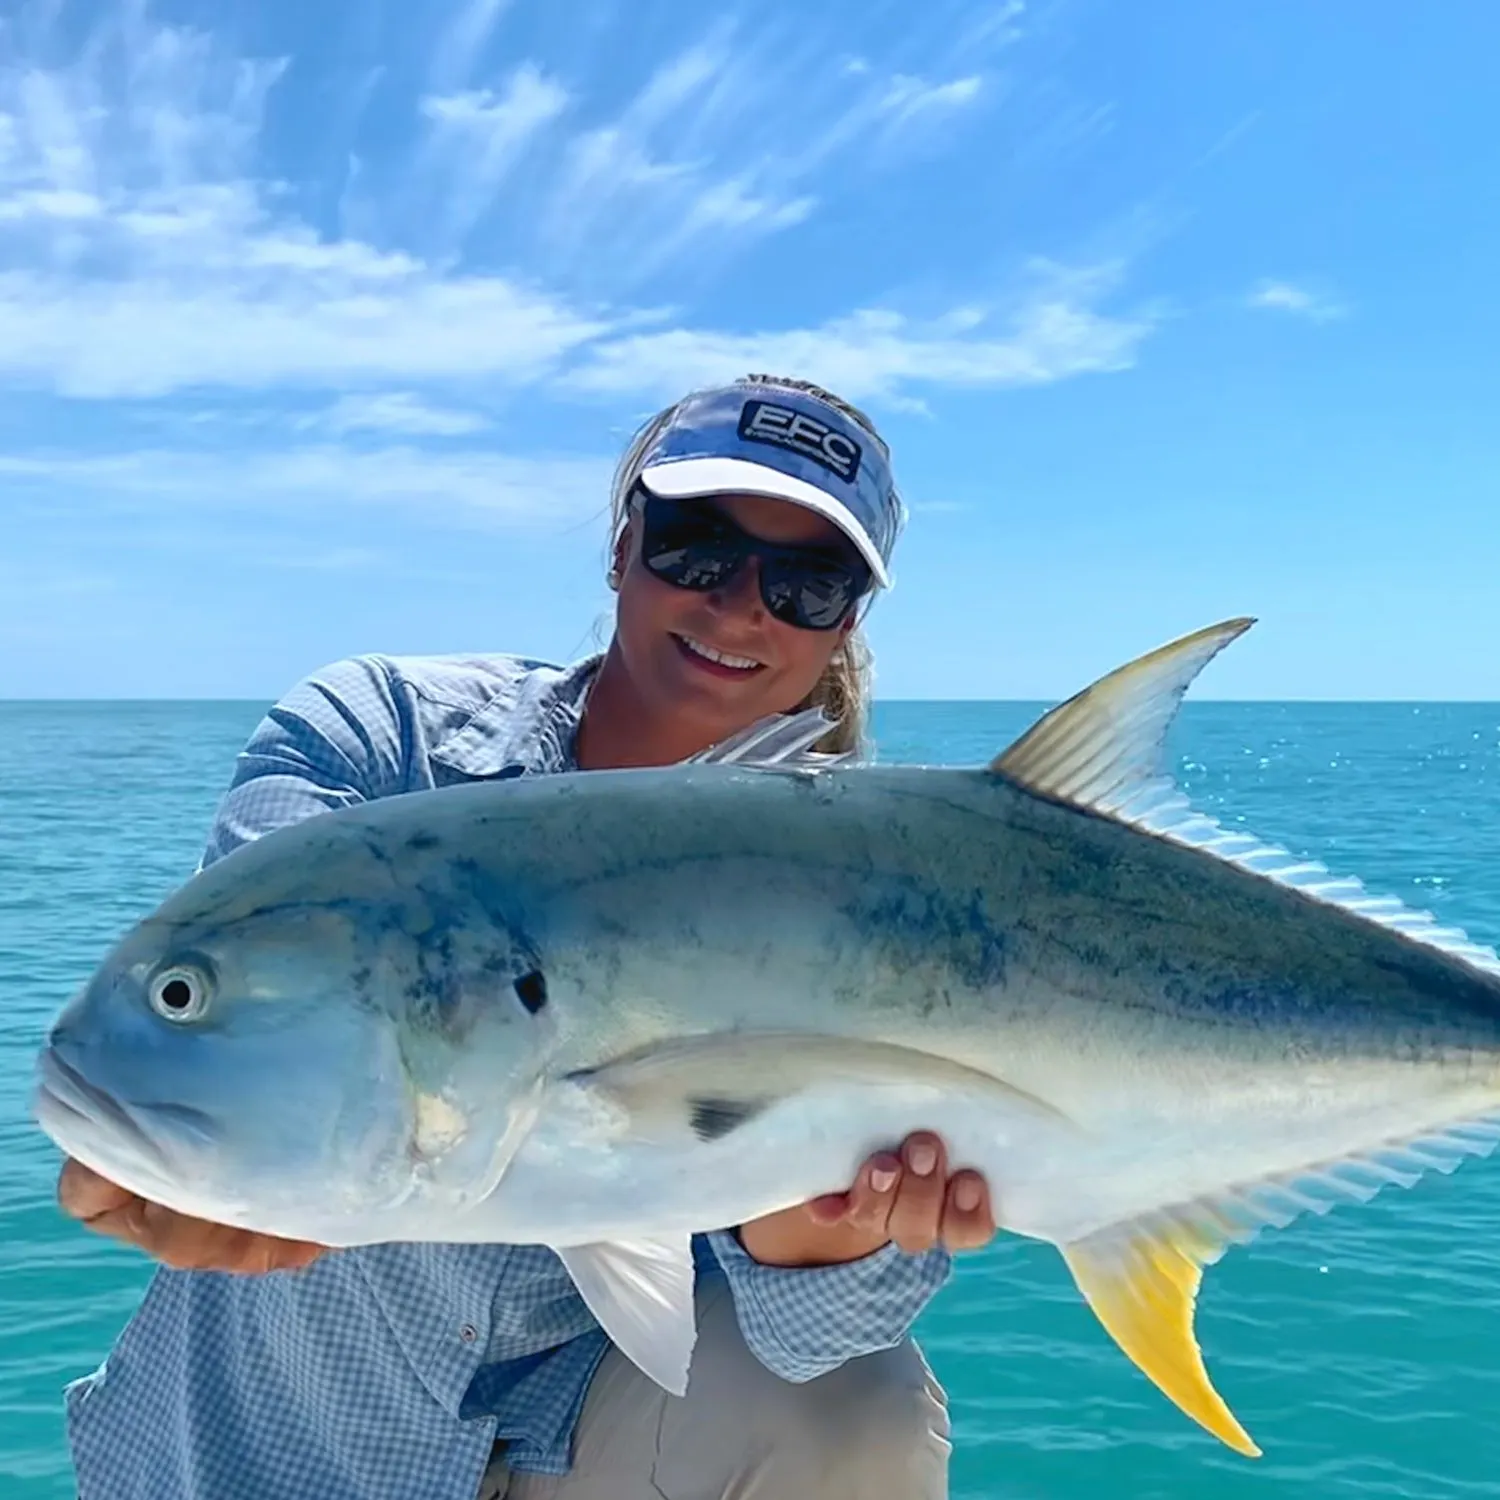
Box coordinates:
[634,490,872,631]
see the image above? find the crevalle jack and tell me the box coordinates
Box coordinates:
[35,619,1500,1459]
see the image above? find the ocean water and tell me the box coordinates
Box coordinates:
[3,697,1500,1498]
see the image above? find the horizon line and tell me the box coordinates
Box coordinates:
[4,696,1499,709]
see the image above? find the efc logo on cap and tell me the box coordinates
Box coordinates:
[738,400,862,484]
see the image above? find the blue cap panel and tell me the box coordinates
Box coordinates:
[638,384,905,570]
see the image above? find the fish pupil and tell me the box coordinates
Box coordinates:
[160,978,194,1011]
[513,970,547,1015]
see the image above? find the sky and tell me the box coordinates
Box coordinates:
[2,0,1497,701]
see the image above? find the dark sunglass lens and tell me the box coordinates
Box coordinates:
[642,496,719,547]
[655,545,739,590]
[641,499,742,590]
[639,494,869,624]
[762,562,861,629]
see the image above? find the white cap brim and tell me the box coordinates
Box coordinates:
[638,457,891,588]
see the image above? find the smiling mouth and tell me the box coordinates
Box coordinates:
[672,633,765,675]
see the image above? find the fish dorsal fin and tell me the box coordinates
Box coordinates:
[686,709,854,771]
[992,618,1500,981]
[990,618,1254,811]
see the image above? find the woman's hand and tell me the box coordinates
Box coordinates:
[737,1131,997,1268]
[58,1157,326,1275]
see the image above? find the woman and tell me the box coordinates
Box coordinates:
[57,374,999,1499]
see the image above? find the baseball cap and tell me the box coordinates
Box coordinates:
[632,381,905,588]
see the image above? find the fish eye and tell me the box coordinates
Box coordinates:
[513,969,547,1015]
[148,964,212,1024]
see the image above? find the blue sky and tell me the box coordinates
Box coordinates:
[2,0,1497,701]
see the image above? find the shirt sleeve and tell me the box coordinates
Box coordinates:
[704,1228,952,1383]
[199,655,406,868]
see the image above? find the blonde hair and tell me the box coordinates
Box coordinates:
[606,374,890,756]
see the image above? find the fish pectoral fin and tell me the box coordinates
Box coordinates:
[1062,1219,1261,1459]
[555,1236,697,1397]
[686,708,852,770]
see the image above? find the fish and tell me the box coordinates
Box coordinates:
[32,617,1500,1460]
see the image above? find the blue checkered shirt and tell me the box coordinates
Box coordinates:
[63,651,953,1500]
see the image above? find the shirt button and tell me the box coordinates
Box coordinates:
[459,1323,479,1344]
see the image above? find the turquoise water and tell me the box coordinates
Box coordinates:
[4,698,1500,1498]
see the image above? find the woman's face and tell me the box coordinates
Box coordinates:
[612,492,859,741]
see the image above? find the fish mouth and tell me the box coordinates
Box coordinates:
[34,1047,179,1180]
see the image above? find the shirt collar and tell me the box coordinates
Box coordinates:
[429,655,601,781]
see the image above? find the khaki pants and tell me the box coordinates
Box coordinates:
[478,1282,951,1499]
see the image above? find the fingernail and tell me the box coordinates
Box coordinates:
[871,1166,899,1193]
[908,1142,937,1177]
[955,1179,982,1212]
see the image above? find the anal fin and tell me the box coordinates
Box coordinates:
[1062,1219,1261,1459]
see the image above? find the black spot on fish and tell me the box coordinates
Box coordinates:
[406,831,441,853]
[513,970,548,1015]
[688,1096,766,1142]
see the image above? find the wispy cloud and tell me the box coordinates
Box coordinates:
[525,11,1016,291]
[958,0,1027,52]
[418,62,569,252]
[428,0,512,94]
[1247,279,1348,323]
[0,444,613,529]
[0,9,615,397]
[907,498,972,514]
[0,0,1158,579]
[565,273,1153,403]
[312,392,491,436]
[534,33,820,287]
[879,74,984,130]
[0,3,1146,412]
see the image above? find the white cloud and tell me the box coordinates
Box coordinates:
[0,444,614,529]
[879,74,984,130]
[0,10,615,397]
[428,0,511,94]
[679,179,816,235]
[418,62,569,250]
[565,291,1152,403]
[529,21,1001,289]
[0,3,1156,471]
[0,10,1005,397]
[0,267,618,397]
[536,36,815,282]
[0,187,104,222]
[959,1,1027,50]
[1247,279,1348,323]
[314,391,490,436]
[908,498,971,514]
